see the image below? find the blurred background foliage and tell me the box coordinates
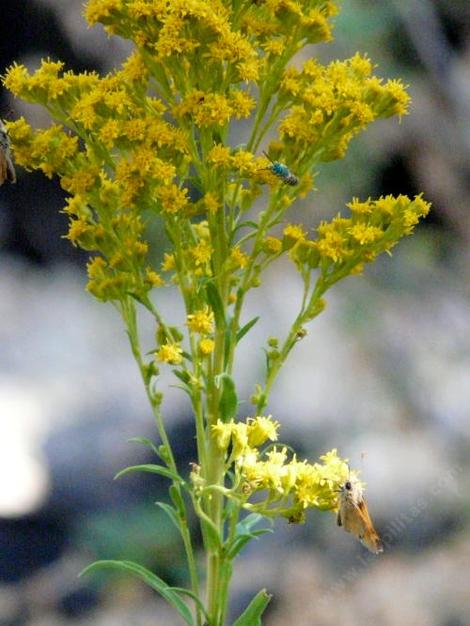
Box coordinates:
[0,1,468,625]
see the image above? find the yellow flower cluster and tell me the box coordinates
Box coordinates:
[206,145,261,177]
[86,254,162,301]
[85,0,260,82]
[6,118,78,178]
[173,90,256,128]
[241,1,338,51]
[212,415,280,458]
[58,169,157,302]
[278,53,411,161]
[286,194,431,273]
[211,417,352,519]
[240,447,350,514]
[3,50,194,301]
[2,0,429,311]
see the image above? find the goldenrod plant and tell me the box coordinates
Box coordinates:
[3,1,430,624]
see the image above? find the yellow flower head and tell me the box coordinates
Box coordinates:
[190,240,213,267]
[187,306,214,335]
[203,192,220,214]
[156,184,189,214]
[161,253,175,272]
[231,422,249,460]
[230,246,249,269]
[211,420,233,453]
[283,223,307,242]
[156,342,183,365]
[263,236,282,255]
[247,415,280,448]
[207,144,232,168]
[199,338,215,355]
[145,268,165,287]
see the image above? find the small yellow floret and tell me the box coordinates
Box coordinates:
[263,237,282,254]
[146,269,165,287]
[283,224,307,241]
[247,415,280,447]
[211,420,233,452]
[157,184,189,214]
[207,144,232,167]
[161,253,175,271]
[156,342,183,365]
[199,338,215,355]
[203,192,220,214]
[187,307,214,334]
[230,247,249,269]
[231,423,249,460]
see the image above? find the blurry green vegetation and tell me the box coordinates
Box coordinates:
[75,503,187,586]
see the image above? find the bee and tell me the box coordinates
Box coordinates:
[0,120,16,186]
[262,151,299,186]
[337,477,383,554]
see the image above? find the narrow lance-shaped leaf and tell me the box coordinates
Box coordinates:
[226,528,273,560]
[205,281,226,329]
[226,513,273,559]
[156,501,182,534]
[236,316,259,344]
[114,464,184,485]
[80,560,194,626]
[232,589,272,626]
[128,436,160,458]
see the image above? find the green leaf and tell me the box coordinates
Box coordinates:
[173,369,191,384]
[205,281,226,328]
[126,291,146,306]
[215,373,238,422]
[171,369,194,398]
[237,513,266,534]
[226,514,273,559]
[200,516,223,552]
[155,501,181,534]
[236,316,259,344]
[232,589,272,626]
[169,484,186,514]
[114,464,183,484]
[235,220,258,231]
[170,382,193,399]
[170,587,209,621]
[80,560,194,626]
[232,220,258,241]
[128,437,159,458]
[226,528,272,560]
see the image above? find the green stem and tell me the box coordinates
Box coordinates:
[204,381,226,622]
[203,179,233,625]
[217,503,240,624]
[204,440,226,624]
[226,190,283,375]
[256,279,327,414]
[120,297,201,624]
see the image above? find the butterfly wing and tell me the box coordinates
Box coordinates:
[355,497,383,553]
[339,495,383,554]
